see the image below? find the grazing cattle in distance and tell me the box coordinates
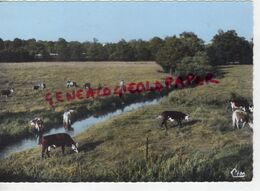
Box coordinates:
[232,109,253,129]
[66,80,78,88]
[63,110,76,129]
[33,83,46,90]
[0,88,14,98]
[41,133,78,158]
[29,117,45,133]
[157,111,191,130]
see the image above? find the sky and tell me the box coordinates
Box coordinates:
[0,2,253,43]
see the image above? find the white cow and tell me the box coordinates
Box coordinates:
[63,110,76,129]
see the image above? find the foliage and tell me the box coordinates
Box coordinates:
[207,30,253,65]
[0,30,253,65]
[175,51,214,76]
[155,32,205,74]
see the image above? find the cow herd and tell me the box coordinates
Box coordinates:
[29,109,78,159]
[1,79,254,159]
[156,94,254,131]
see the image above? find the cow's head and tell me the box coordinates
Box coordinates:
[249,105,254,113]
[10,88,14,93]
[68,109,75,114]
[71,143,79,153]
[185,115,191,121]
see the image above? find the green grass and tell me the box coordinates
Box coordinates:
[0,64,253,182]
[0,61,166,146]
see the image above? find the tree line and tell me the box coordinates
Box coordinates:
[0,30,253,75]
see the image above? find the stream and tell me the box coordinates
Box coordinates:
[0,98,161,158]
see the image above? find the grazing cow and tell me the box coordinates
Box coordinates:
[83,82,91,90]
[41,133,78,158]
[0,88,14,98]
[157,111,191,130]
[63,110,76,129]
[29,117,44,133]
[66,80,78,88]
[232,109,253,129]
[33,83,46,90]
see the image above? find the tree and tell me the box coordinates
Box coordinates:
[69,41,84,61]
[56,38,69,61]
[207,30,253,65]
[156,33,205,74]
[0,38,4,51]
[129,39,151,61]
[84,39,108,61]
[179,32,205,56]
[109,39,134,61]
[175,51,214,77]
[149,37,163,60]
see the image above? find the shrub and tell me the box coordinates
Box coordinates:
[175,51,215,77]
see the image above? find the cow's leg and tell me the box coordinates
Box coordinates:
[179,121,182,128]
[164,121,168,131]
[46,147,50,158]
[61,146,65,155]
[242,122,246,129]
[236,120,240,129]
[232,117,236,129]
[42,146,46,159]
[160,119,165,128]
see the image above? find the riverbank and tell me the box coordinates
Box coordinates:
[0,61,166,148]
[0,65,253,182]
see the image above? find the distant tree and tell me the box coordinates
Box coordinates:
[109,39,134,61]
[0,38,4,51]
[84,39,108,61]
[56,38,69,61]
[149,37,163,60]
[207,30,253,65]
[69,41,84,61]
[35,41,50,60]
[129,39,151,60]
[13,38,23,49]
[179,32,205,56]
[156,33,205,74]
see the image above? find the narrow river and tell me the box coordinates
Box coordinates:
[0,98,161,158]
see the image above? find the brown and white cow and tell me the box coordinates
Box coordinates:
[232,109,253,129]
[29,117,45,133]
[41,133,78,158]
[0,88,14,98]
[66,80,78,88]
[157,111,191,130]
[33,83,46,90]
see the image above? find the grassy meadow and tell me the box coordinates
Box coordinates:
[0,61,166,147]
[0,63,253,182]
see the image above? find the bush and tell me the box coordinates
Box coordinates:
[175,51,214,77]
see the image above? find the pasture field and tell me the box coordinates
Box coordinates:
[0,61,166,147]
[0,64,253,182]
